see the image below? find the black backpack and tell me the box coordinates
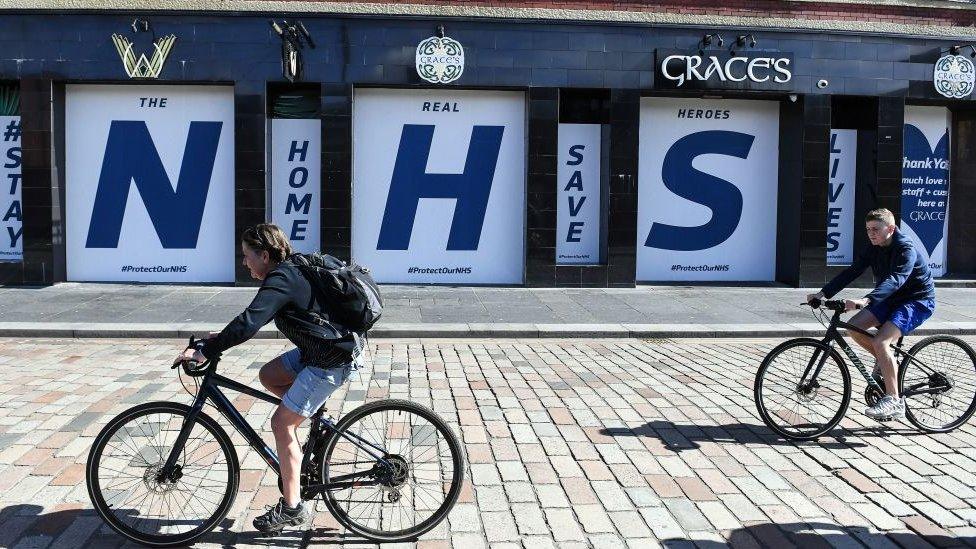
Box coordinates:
[288,253,383,332]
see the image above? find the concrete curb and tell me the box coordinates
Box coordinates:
[3,322,976,339]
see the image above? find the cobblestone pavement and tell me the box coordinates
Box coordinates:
[2,337,976,548]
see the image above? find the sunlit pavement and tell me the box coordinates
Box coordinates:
[1,337,975,548]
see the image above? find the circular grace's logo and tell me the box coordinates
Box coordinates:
[934,54,975,99]
[416,36,464,84]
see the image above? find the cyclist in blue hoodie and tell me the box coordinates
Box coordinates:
[807,208,936,421]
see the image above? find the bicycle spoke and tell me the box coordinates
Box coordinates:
[92,407,234,542]
[324,402,461,539]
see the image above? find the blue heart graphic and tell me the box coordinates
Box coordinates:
[901,125,949,257]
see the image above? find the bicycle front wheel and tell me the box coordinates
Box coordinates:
[86,402,239,548]
[755,338,851,440]
[321,399,464,543]
[901,335,976,433]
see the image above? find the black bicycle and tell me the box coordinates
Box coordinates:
[755,298,976,440]
[86,337,464,547]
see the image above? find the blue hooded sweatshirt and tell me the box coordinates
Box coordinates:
[821,230,935,305]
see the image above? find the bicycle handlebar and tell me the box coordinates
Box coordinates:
[172,335,213,375]
[805,298,862,312]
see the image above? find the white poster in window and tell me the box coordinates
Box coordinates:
[65,85,235,282]
[557,124,601,264]
[271,118,321,255]
[637,97,779,281]
[352,88,525,284]
[827,129,856,266]
[0,115,21,262]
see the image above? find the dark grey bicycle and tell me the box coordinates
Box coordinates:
[755,299,976,440]
[86,337,464,547]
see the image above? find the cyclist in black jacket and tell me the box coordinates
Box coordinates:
[807,208,936,421]
[176,223,362,533]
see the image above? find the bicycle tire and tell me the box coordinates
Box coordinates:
[86,402,239,548]
[901,335,976,433]
[321,399,464,542]
[755,338,851,440]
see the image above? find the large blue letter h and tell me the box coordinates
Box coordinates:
[86,120,222,249]
[377,124,504,250]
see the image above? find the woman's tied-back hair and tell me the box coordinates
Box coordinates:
[241,223,293,263]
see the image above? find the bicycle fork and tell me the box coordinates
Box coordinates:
[158,384,282,483]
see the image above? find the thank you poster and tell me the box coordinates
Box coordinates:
[901,106,950,277]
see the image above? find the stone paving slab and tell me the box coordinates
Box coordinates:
[2,337,976,547]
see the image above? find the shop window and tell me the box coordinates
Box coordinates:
[828,97,877,268]
[0,82,22,264]
[267,84,322,254]
[557,89,609,265]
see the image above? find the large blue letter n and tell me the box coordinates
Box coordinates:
[377,124,504,250]
[86,121,222,249]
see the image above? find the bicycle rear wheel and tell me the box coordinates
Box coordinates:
[755,338,851,440]
[86,402,239,548]
[901,335,976,433]
[321,399,464,542]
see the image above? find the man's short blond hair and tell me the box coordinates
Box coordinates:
[865,208,896,227]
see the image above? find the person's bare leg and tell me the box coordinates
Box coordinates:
[872,322,903,398]
[270,405,305,507]
[259,358,295,398]
[847,308,880,359]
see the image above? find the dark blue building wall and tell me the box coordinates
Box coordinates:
[0,14,959,95]
[0,12,968,287]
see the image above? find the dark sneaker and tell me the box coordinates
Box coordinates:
[865,395,905,422]
[253,497,310,534]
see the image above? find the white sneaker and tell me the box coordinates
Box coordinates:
[865,395,905,421]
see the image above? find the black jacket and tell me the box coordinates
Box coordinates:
[821,230,935,305]
[201,260,355,366]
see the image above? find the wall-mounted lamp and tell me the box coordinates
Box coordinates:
[731,34,757,56]
[947,44,976,57]
[736,34,757,48]
[699,33,724,55]
[702,33,724,48]
[130,17,151,33]
[271,19,315,83]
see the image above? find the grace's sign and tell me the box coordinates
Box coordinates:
[656,50,794,91]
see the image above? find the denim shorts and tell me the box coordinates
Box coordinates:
[280,348,353,418]
[866,298,936,336]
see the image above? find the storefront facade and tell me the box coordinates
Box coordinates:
[0,4,972,288]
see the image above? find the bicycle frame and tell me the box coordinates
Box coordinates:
[159,360,393,493]
[799,308,951,398]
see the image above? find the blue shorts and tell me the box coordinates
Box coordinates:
[280,348,353,417]
[866,298,935,336]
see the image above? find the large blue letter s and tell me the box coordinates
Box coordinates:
[377,124,504,251]
[645,130,753,251]
[86,120,222,249]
